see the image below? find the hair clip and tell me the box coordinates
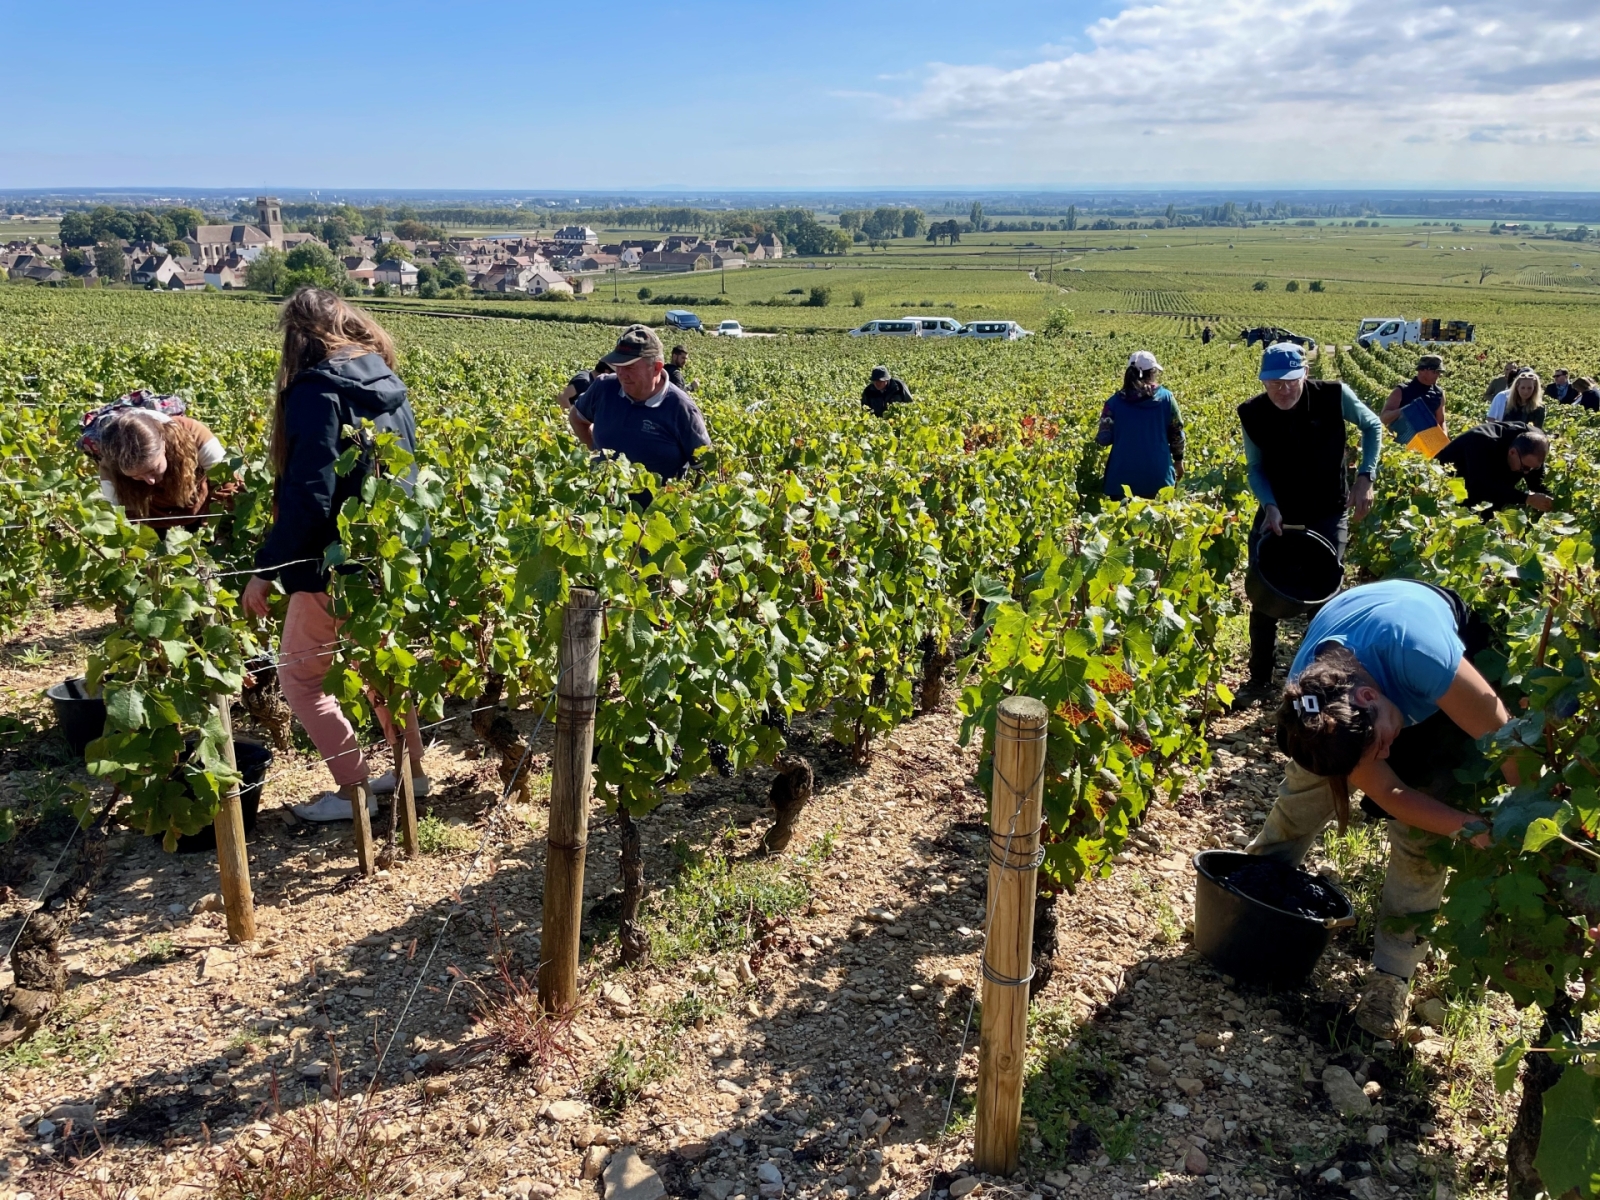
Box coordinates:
[1295,695,1320,715]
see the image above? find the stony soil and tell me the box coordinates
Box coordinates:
[0,603,1513,1200]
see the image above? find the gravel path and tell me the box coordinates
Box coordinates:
[0,608,1501,1200]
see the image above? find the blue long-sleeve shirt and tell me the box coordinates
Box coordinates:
[1244,383,1382,508]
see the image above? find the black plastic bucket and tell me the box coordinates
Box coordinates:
[167,740,273,855]
[46,678,106,758]
[1192,850,1355,984]
[1244,528,1344,621]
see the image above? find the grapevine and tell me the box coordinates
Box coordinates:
[5,285,1600,1196]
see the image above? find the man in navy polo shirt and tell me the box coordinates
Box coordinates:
[569,324,711,482]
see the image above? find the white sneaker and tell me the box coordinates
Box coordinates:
[292,791,378,823]
[368,770,431,798]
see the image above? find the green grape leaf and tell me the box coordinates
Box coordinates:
[414,468,444,510]
[1496,871,1550,920]
[1526,817,1566,853]
[128,598,165,639]
[1489,788,1564,845]
[84,731,147,777]
[972,575,1013,603]
[1535,1065,1600,1200]
[642,509,677,555]
[104,686,146,731]
[1493,1038,1526,1093]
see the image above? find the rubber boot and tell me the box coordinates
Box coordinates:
[1247,609,1279,687]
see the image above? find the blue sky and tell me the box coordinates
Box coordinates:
[6,0,1599,189]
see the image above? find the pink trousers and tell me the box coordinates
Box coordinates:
[277,591,425,789]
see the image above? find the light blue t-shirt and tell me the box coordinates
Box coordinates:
[1288,580,1463,725]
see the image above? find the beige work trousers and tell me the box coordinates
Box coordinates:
[1247,760,1446,978]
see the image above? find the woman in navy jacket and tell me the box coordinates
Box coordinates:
[1096,350,1185,499]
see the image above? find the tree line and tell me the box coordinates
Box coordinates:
[250,202,853,255]
[58,205,205,248]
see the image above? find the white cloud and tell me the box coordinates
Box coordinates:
[891,0,1600,181]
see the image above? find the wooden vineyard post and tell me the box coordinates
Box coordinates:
[211,695,256,943]
[538,588,603,1013]
[974,695,1048,1176]
[349,779,377,876]
[395,709,419,859]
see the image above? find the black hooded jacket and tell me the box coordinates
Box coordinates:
[254,352,417,595]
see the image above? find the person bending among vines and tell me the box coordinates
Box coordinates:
[240,287,428,824]
[1251,578,1515,1039]
[1096,349,1185,500]
[1435,422,1552,518]
[860,366,913,418]
[1572,376,1600,413]
[554,359,612,414]
[95,407,238,527]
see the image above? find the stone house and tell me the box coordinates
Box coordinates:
[131,254,187,288]
[374,259,420,293]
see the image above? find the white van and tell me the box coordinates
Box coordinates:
[902,315,963,337]
[848,319,922,337]
[959,321,1031,341]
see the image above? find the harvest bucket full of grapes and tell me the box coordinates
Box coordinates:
[1192,850,1356,984]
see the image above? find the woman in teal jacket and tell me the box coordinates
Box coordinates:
[1097,350,1185,499]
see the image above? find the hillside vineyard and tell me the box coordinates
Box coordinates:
[2,283,1600,1197]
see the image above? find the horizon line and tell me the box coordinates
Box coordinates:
[7,184,1600,198]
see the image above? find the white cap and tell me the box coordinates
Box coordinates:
[1128,350,1162,372]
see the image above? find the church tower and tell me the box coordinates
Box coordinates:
[256,196,284,247]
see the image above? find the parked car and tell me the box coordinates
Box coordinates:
[713,320,745,338]
[902,316,963,337]
[959,321,1031,341]
[848,319,922,338]
[664,309,703,332]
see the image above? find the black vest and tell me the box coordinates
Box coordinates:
[1237,379,1350,522]
[1399,377,1444,418]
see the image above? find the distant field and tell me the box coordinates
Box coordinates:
[0,218,59,238]
[6,222,1599,363]
[348,225,1600,358]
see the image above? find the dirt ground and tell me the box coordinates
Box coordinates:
[0,602,1515,1200]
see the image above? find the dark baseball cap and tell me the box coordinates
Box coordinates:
[1416,354,1445,373]
[601,324,664,366]
[870,366,890,381]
